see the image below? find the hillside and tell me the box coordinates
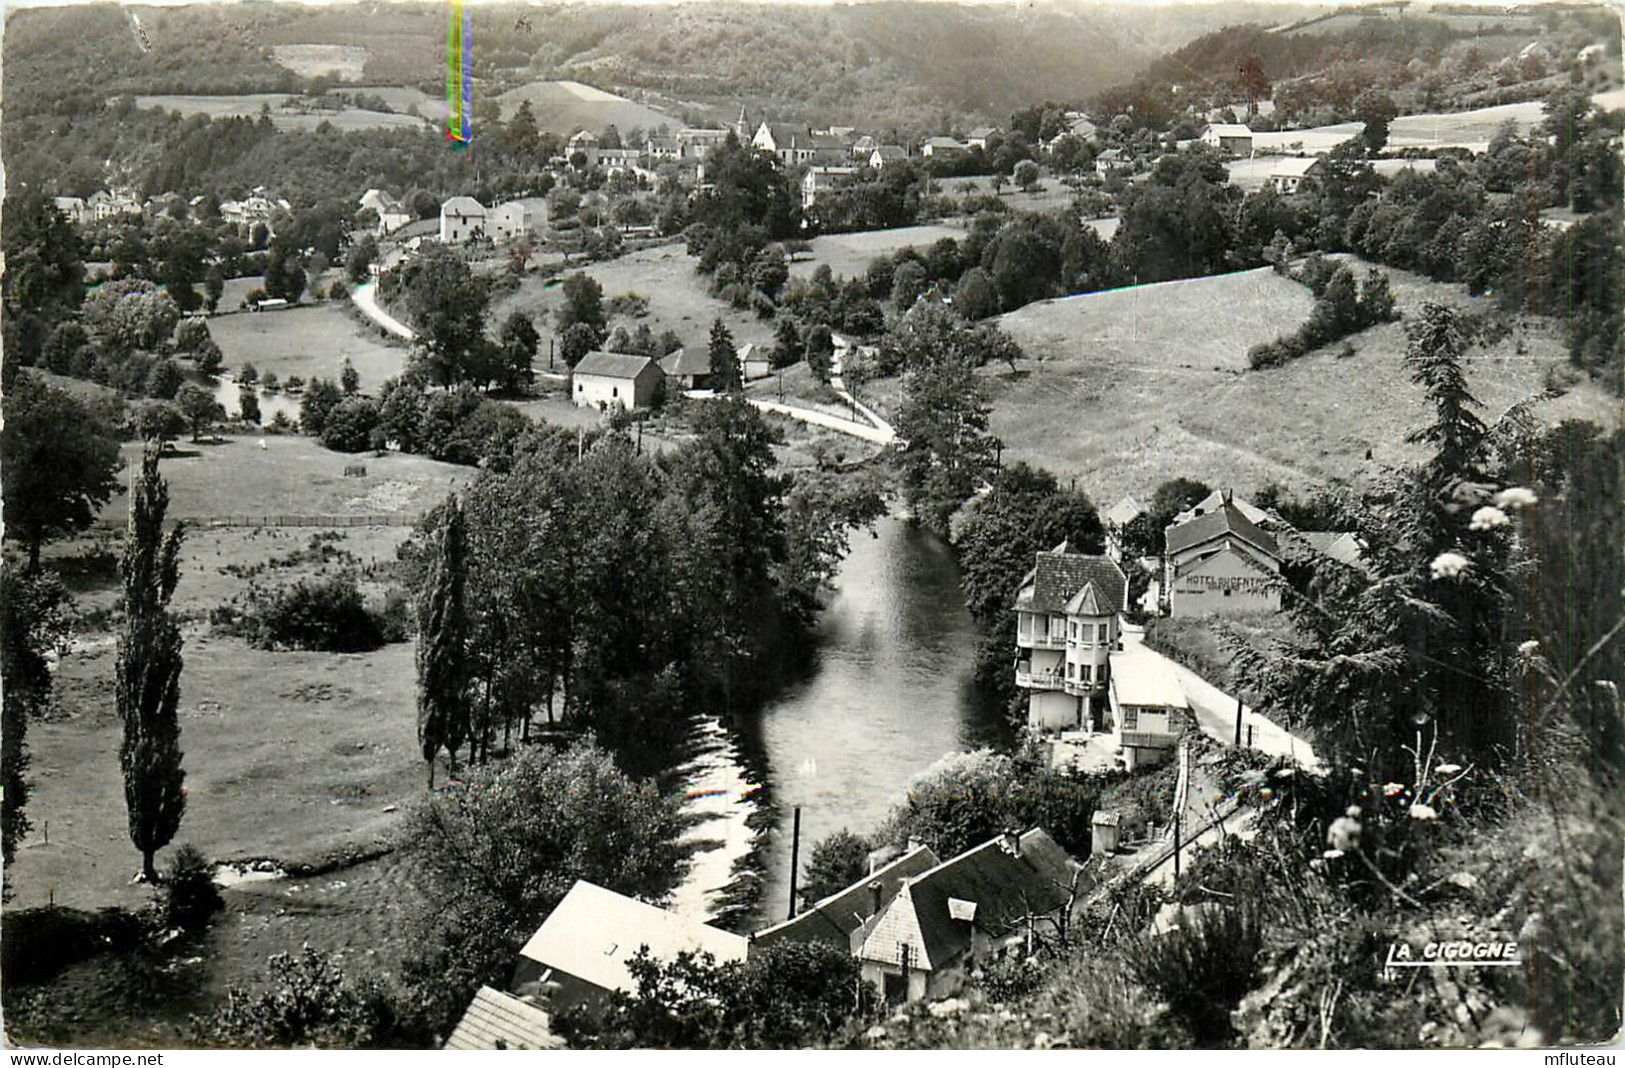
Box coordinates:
[490,80,677,139]
[981,263,1618,503]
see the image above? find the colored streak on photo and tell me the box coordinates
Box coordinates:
[445,1,472,149]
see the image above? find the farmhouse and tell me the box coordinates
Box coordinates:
[754,122,847,165]
[869,145,908,170]
[1013,544,1128,731]
[487,201,529,241]
[1163,489,1281,616]
[358,188,412,235]
[645,135,680,160]
[751,843,940,953]
[659,347,711,391]
[851,134,880,158]
[966,125,1000,150]
[566,128,600,166]
[677,127,733,159]
[1094,147,1133,175]
[1106,642,1190,771]
[53,196,92,226]
[921,136,968,158]
[439,196,486,243]
[1265,156,1321,194]
[512,880,748,1012]
[802,165,859,208]
[738,343,771,381]
[88,187,142,221]
[1201,123,1254,156]
[573,350,663,411]
[856,829,1081,1003]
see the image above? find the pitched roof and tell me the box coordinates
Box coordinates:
[659,347,709,377]
[1105,495,1144,526]
[574,351,656,379]
[871,145,908,161]
[1268,156,1321,178]
[1108,645,1189,709]
[441,195,485,217]
[1174,489,1271,525]
[1205,123,1253,137]
[860,829,1078,971]
[444,987,564,1051]
[751,844,940,952]
[762,123,810,147]
[924,136,965,149]
[1165,500,1278,558]
[1298,530,1365,567]
[518,881,748,996]
[1015,547,1128,615]
[968,126,1000,139]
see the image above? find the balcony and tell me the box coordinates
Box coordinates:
[1015,663,1064,690]
[1016,632,1068,650]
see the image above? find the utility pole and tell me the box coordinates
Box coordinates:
[1234,693,1243,747]
[786,806,802,921]
[1173,804,1182,879]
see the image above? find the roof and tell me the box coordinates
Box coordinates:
[751,844,940,952]
[924,136,965,149]
[1108,645,1189,709]
[659,347,709,377]
[1268,156,1321,178]
[519,881,749,995]
[871,145,908,161]
[1105,495,1144,526]
[1165,500,1278,559]
[968,126,1000,139]
[444,987,564,1051]
[573,351,656,379]
[1174,489,1271,525]
[1205,123,1254,138]
[1015,546,1128,616]
[761,123,812,148]
[441,196,485,217]
[860,829,1078,971]
[1298,530,1365,567]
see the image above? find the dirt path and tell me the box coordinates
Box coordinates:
[351,281,414,340]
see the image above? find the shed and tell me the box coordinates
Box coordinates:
[444,987,564,1050]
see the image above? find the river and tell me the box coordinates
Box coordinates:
[669,514,1011,928]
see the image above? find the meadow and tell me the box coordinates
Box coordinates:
[788,224,969,280]
[132,94,429,133]
[206,302,407,396]
[1250,99,1548,155]
[972,261,1618,504]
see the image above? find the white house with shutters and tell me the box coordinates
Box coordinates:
[1013,544,1129,731]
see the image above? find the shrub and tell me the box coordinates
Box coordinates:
[1127,901,1264,1045]
[239,573,385,652]
[161,843,223,931]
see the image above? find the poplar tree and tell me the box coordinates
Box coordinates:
[117,447,187,882]
[417,497,470,787]
[707,318,742,393]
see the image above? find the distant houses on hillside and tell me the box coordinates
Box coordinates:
[358,188,412,235]
[438,196,529,244]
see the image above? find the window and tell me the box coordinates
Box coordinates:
[612,387,619,397]
[1223,588,1233,597]
[1069,621,1077,639]
[1079,663,1092,684]
[1097,623,1109,643]
[1121,706,1138,730]
[1049,615,1065,638]
[1067,662,1075,679]
[577,383,583,391]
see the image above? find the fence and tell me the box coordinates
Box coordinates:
[93,514,420,531]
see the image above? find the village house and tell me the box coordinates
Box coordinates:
[1013,544,1129,731]
[52,196,92,226]
[754,122,846,166]
[851,134,880,159]
[1163,488,1282,616]
[645,135,680,160]
[1103,495,1146,563]
[1201,122,1254,156]
[920,136,967,158]
[966,125,1000,150]
[444,987,564,1051]
[358,188,413,235]
[88,187,143,221]
[439,196,486,243]
[856,829,1082,1003]
[1265,156,1321,195]
[1106,641,1190,770]
[659,347,710,391]
[869,145,908,171]
[487,201,529,241]
[572,350,664,411]
[566,128,600,167]
[676,127,733,159]
[802,165,858,208]
[512,880,748,1012]
[738,343,771,381]
[1094,147,1132,175]
[751,843,940,954]
[220,188,288,236]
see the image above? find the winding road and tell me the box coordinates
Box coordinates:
[350,281,414,340]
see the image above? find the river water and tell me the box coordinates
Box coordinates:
[669,514,1010,928]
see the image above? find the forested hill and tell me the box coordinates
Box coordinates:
[3,0,1307,131]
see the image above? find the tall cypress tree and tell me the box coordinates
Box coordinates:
[707,318,742,393]
[417,496,470,788]
[117,447,187,882]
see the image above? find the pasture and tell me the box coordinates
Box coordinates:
[490,80,676,138]
[1250,100,1547,155]
[788,224,969,280]
[934,174,1078,214]
[979,261,1617,503]
[132,94,429,133]
[206,303,406,396]
[270,44,367,82]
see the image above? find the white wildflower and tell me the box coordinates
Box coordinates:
[1517,640,1540,657]
[1383,782,1406,797]
[1328,814,1362,852]
[1435,763,1462,776]
[1469,506,1509,531]
[1409,803,1439,821]
[1345,804,1363,818]
[1430,552,1470,580]
[1448,872,1479,889]
[1323,849,1345,860]
[1493,487,1538,509]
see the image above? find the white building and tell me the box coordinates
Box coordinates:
[53,196,92,226]
[801,165,858,209]
[1106,642,1189,771]
[1265,156,1321,195]
[1201,123,1254,156]
[1013,544,1129,731]
[487,201,529,241]
[1164,489,1281,616]
[571,350,663,411]
[439,196,486,243]
[358,188,413,235]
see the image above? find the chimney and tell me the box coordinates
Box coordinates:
[868,880,884,915]
[906,836,924,854]
[1000,830,1021,856]
[1221,487,1234,506]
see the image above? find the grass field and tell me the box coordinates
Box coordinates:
[490,79,676,138]
[99,434,465,524]
[132,94,429,133]
[493,242,779,357]
[978,261,1619,504]
[206,303,407,396]
[788,224,969,280]
[1251,100,1548,155]
[934,174,1079,215]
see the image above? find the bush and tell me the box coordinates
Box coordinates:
[1128,901,1264,1045]
[236,573,386,652]
[320,397,380,453]
[161,843,223,931]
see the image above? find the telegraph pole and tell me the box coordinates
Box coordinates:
[786,806,802,920]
